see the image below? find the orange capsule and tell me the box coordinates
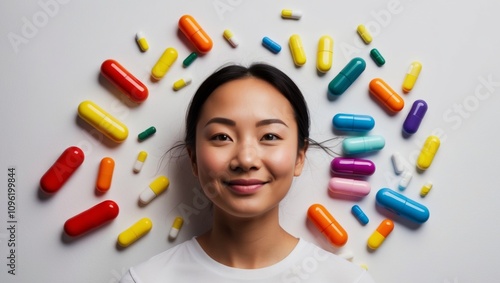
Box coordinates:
[178,15,213,54]
[96,157,115,193]
[367,219,394,250]
[307,203,348,246]
[369,78,405,112]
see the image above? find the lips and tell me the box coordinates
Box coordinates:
[225,179,268,195]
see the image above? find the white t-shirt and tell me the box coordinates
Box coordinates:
[120,237,376,283]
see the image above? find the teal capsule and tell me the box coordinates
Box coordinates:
[182,52,198,67]
[370,48,385,66]
[342,135,385,155]
[328,57,366,95]
[138,126,156,141]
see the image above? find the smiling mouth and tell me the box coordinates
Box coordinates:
[224,179,269,195]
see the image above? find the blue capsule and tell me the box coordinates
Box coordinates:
[351,205,369,225]
[376,188,430,224]
[342,135,385,155]
[262,36,282,54]
[333,113,375,132]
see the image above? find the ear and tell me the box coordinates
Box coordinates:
[293,140,308,177]
[187,146,199,177]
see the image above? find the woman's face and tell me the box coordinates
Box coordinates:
[190,77,306,219]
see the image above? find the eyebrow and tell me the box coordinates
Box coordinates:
[204,117,288,128]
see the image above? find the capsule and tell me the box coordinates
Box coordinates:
[168,216,184,240]
[117,217,153,247]
[357,24,372,44]
[135,32,149,52]
[376,188,430,223]
[178,15,213,54]
[100,59,149,103]
[138,126,156,141]
[330,157,375,176]
[63,200,119,237]
[391,152,405,175]
[402,61,422,93]
[351,205,369,225]
[403,99,428,135]
[316,35,333,73]
[262,36,281,54]
[281,9,302,20]
[367,219,394,250]
[398,170,412,191]
[40,146,85,194]
[307,203,348,246]
[369,48,385,66]
[77,100,129,143]
[96,157,115,193]
[369,78,405,113]
[182,52,198,67]
[420,181,433,197]
[328,177,371,197]
[139,176,170,205]
[416,135,440,171]
[223,29,239,47]
[173,77,192,91]
[332,113,375,132]
[151,47,178,80]
[342,135,385,155]
[289,34,306,66]
[133,151,148,173]
[328,57,366,95]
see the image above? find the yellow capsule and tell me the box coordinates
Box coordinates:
[357,24,372,44]
[151,47,178,80]
[173,77,192,91]
[168,216,184,240]
[420,181,433,197]
[135,32,149,52]
[289,34,306,66]
[223,29,239,47]
[139,176,170,205]
[417,136,440,171]
[402,61,422,93]
[77,100,129,143]
[281,9,302,20]
[367,219,394,250]
[316,35,333,73]
[117,217,153,248]
[133,150,148,173]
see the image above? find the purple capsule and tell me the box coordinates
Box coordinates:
[403,100,428,134]
[330,157,376,176]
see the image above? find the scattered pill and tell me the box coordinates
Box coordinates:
[281,9,302,20]
[359,264,369,270]
[101,59,149,103]
[391,152,405,175]
[63,200,119,237]
[328,57,366,95]
[376,188,430,223]
[182,52,198,67]
[173,77,192,91]
[117,217,153,247]
[133,151,148,173]
[168,216,184,240]
[40,146,85,194]
[351,205,369,225]
[135,32,149,52]
[330,157,376,176]
[367,219,394,250]
[332,113,375,132]
[307,203,348,246]
[369,48,385,66]
[138,126,156,141]
[151,47,178,80]
[139,176,170,205]
[342,135,385,155]
[357,24,372,44]
[328,177,371,197]
[338,250,354,261]
[289,34,306,66]
[78,100,129,143]
[178,14,213,54]
[369,78,405,113]
[403,99,428,135]
[96,157,115,193]
[223,29,239,47]
[316,35,333,73]
[402,61,422,93]
[398,170,413,191]
[262,36,282,54]
[420,181,433,197]
[417,135,440,171]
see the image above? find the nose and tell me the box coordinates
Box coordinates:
[229,142,261,172]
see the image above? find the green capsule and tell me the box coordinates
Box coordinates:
[138,126,156,141]
[182,52,198,67]
[370,48,385,67]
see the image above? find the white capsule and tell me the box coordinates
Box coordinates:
[168,216,184,240]
[398,171,413,191]
[223,29,239,47]
[391,152,405,175]
[337,250,354,262]
[139,176,169,205]
[281,9,302,20]
[133,151,148,173]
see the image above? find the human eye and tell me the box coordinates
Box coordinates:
[261,133,281,141]
[211,133,233,142]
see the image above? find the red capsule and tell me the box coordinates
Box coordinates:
[40,146,85,194]
[63,200,119,237]
[100,59,149,103]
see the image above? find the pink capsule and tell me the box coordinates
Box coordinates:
[328,177,371,197]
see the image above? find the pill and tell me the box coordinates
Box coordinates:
[40,146,85,194]
[173,77,192,91]
[403,99,428,135]
[367,219,394,250]
[369,48,385,66]
[139,176,170,205]
[262,36,282,54]
[168,216,184,240]
[420,181,433,197]
[178,14,213,54]
[376,188,430,223]
[416,135,440,171]
[96,157,115,193]
[330,157,375,176]
[402,61,422,93]
[391,152,405,175]
[357,24,372,44]
[100,59,149,103]
[135,32,149,52]
[77,100,129,143]
[332,113,375,132]
[316,35,333,73]
[328,177,371,197]
[138,126,156,141]
[342,135,385,155]
[328,57,366,96]
[182,52,198,67]
[281,9,302,20]
[223,29,239,47]
[369,78,405,113]
[133,151,148,173]
[151,47,178,80]
[398,170,413,191]
[117,217,153,247]
[360,264,369,270]
[289,34,306,66]
[307,203,348,247]
[351,205,369,225]
[63,200,119,237]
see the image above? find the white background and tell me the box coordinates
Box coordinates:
[1,0,500,282]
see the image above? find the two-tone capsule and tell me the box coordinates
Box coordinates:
[369,78,405,113]
[402,61,422,93]
[328,177,371,197]
[416,135,440,171]
[351,205,369,225]
[63,200,119,237]
[262,36,282,54]
[330,157,376,176]
[289,34,306,66]
[138,126,156,141]
[367,219,394,250]
[281,9,302,20]
[96,157,115,193]
[317,35,333,73]
[101,59,149,103]
[133,151,148,173]
[178,15,213,54]
[223,29,239,47]
[40,146,85,194]
[152,47,178,80]
[328,57,366,96]
[168,216,184,240]
[342,135,385,155]
[376,188,430,223]
[78,100,129,143]
[117,217,153,247]
[307,203,348,246]
[139,176,170,205]
[403,99,428,135]
[173,77,192,91]
[420,181,433,197]
[398,171,413,191]
[135,32,149,52]
[332,113,375,132]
